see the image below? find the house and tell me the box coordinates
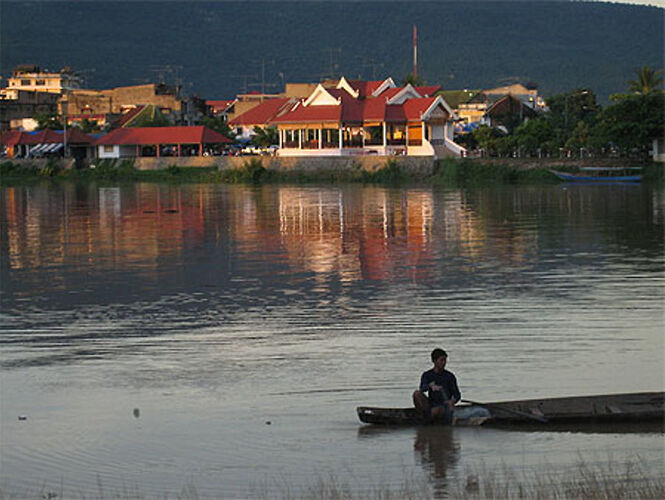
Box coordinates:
[228,97,295,142]
[206,99,237,120]
[229,76,462,158]
[1,64,82,96]
[94,126,232,158]
[0,128,95,165]
[484,94,539,130]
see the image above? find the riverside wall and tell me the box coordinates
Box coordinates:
[5,155,651,173]
[130,155,437,176]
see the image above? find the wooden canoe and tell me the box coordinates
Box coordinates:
[550,168,642,183]
[357,392,664,426]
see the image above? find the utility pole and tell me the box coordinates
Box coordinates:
[324,47,342,80]
[413,25,418,78]
[362,59,384,80]
[233,74,258,94]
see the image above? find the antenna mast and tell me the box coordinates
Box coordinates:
[413,25,418,78]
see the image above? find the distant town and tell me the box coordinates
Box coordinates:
[0,63,663,167]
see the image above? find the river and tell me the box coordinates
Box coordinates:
[1,181,663,498]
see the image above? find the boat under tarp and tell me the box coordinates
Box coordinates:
[357,392,664,426]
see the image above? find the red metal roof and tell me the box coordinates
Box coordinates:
[402,98,438,121]
[414,86,442,97]
[228,98,292,126]
[95,126,232,146]
[3,128,95,145]
[0,130,25,146]
[270,103,341,124]
[345,79,385,98]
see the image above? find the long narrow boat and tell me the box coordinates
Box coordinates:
[550,167,642,183]
[357,392,664,426]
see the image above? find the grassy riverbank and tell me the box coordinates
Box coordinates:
[1,157,662,187]
[2,456,664,499]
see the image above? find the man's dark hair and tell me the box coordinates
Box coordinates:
[431,348,448,362]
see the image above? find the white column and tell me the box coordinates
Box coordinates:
[319,127,322,149]
[382,122,387,148]
[298,129,302,149]
[422,122,426,145]
[339,127,343,152]
[279,129,283,149]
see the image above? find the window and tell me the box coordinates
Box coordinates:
[103,145,114,153]
[21,79,31,86]
[36,80,46,86]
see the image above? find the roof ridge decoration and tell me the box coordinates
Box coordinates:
[304,84,341,107]
[386,83,423,105]
[335,77,360,99]
[371,77,397,97]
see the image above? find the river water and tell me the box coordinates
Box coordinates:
[1,181,663,498]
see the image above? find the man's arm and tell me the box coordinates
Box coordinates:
[449,374,461,404]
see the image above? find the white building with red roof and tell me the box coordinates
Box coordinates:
[95,126,232,158]
[230,76,464,158]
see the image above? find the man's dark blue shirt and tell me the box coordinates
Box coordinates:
[419,369,461,405]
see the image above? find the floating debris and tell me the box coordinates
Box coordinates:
[18,415,27,421]
[133,408,140,418]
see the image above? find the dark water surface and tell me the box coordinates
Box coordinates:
[1,182,663,497]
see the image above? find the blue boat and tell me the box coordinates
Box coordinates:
[550,167,642,183]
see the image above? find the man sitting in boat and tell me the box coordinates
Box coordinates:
[413,348,460,423]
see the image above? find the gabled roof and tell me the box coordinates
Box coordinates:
[344,79,388,98]
[486,94,538,117]
[402,97,438,121]
[228,98,293,126]
[386,84,423,105]
[112,105,147,128]
[95,126,232,146]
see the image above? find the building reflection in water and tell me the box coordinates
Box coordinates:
[2,183,546,297]
[413,426,460,499]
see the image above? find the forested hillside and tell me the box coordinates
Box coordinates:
[1,1,663,102]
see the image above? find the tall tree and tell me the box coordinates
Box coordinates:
[627,66,664,94]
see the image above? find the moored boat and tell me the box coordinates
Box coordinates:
[550,166,642,183]
[357,392,664,426]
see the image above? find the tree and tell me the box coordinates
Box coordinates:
[588,92,665,157]
[545,89,599,131]
[201,115,235,139]
[251,126,278,147]
[402,73,425,87]
[627,66,664,94]
[79,118,101,133]
[35,113,63,130]
[513,118,555,156]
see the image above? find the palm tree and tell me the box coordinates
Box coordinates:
[627,66,664,94]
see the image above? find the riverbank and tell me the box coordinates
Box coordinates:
[1,157,662,186]
[4,456,664,499]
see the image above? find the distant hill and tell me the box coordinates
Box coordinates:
[1,1,663,103]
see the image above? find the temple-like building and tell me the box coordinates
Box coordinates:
[229,77,464,158]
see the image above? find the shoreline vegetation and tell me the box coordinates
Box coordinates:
[1,158,663,187]
[1,456,663,499]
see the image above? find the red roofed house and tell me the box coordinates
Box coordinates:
[1,128,94,161]
[230,76,463,158]
[228,97,295,142]
[95,126,232,159]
